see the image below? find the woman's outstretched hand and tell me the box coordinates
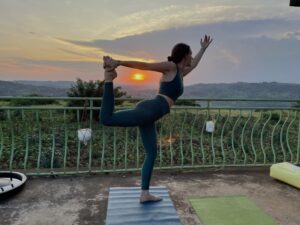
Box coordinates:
[200,35,213,50]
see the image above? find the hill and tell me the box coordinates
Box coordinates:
[1,81,299,103]
[0,80,68,96]
[15,80,74,89]
[183,82,300,99]
[121,82,300,100]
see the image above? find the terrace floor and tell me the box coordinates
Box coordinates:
[1,168,300,225]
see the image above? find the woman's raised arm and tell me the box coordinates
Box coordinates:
[183,35,213,77]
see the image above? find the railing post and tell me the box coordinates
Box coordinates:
[207,100,211,120]
[22,109,29,172]
[88,99,93,172]
[36,111,42,174]
[297,112,300,165]
[0,112,4,161]
[63,109,68,174]
[8,110,15,173]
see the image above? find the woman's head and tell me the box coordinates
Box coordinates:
[168,43,192,65]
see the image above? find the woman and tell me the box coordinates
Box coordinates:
[101,35,212,203]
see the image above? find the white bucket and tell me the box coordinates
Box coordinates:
[77,128,92,145]
[205,121,215,133]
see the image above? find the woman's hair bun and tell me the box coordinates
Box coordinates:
[168,43,191,63]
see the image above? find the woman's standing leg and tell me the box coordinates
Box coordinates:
[102,62,163,203]
[139,123,162,203]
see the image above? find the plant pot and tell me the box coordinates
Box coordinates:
[205,121,215,133]
[77,128,92,145]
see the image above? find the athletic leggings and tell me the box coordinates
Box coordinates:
[100,82,170,190]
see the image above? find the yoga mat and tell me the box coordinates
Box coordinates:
[270,162,300,189]
[106,186,182,225]
[189,196,277,225]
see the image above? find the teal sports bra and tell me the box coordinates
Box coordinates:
[158,65,184,102]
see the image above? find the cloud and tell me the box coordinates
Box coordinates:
[58,48,98,59]
[2,17,300,84]
[283,31,300,40]
[55,37,157,62]
[219,49,240,65]
[48,18,300,85]
[0,56,102,81]
[97,3,300,39]
[55,18,300,59]
[0,47,20,52]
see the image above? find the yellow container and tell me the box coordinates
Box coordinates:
[270,162,300,189]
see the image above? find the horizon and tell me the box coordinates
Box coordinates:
[1,1,300,86]
[1,79,300,100]
[2,79,300,87]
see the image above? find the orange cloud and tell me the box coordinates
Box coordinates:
[0,59,81,80]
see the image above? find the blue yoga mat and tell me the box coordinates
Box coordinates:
[106,186,182,225]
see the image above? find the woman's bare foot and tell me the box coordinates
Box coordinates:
[140,190,163,203]
[103,56,120,70]
[103,56,117,82]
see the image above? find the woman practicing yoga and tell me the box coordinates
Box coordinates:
[101,35,213,203]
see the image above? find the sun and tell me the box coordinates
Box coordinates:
[132,73,145,81]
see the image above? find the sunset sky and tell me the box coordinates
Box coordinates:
[0,1,299,87]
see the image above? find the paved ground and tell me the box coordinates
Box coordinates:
[1,168,300,225]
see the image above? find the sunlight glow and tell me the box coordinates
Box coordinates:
[132,73,145,81]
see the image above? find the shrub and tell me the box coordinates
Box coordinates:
[67,78,127,121]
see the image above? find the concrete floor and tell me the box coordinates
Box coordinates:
[0,168,300,225]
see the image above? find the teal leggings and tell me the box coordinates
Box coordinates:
[100,82,170,190]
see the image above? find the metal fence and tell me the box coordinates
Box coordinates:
[0,97,299,176]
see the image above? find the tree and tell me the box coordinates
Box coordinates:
[293,101,300,108]
[9,94,58,106]
[175,99,201,107]
[67,78,127,121]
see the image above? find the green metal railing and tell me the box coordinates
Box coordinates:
[0,96,299,176]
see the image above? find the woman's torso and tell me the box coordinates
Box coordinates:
[157,64,184,107]
[157,93,175,107]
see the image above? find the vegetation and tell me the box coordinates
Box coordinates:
[0,107,299,172]
[9,94,58,106]
[0,81,299,173]
[67,78,127,121]
[175,99,200,107]
[293,101,300,108]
